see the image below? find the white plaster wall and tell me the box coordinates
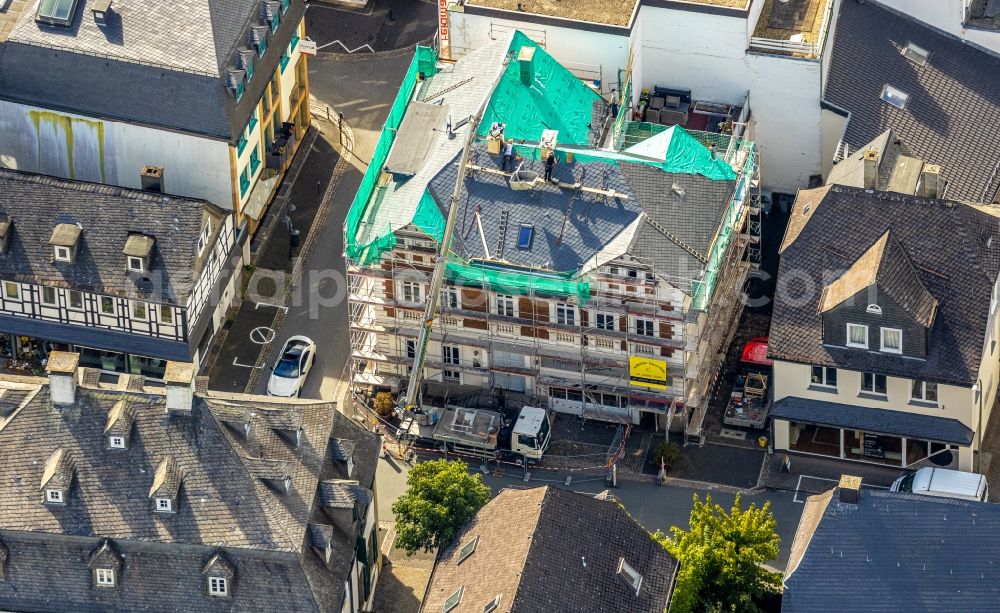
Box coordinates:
[745,54,823,191]
[448,9,629,89]
[0,101,233,208]
[820,107,848,178]
[874,0,1000,56]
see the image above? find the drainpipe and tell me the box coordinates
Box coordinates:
[974,379,983,473]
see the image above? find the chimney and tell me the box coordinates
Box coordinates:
[517,46,535,86]
[838,474,862,504]
[920,164,941,199]
[163,361,195,413]
[140,166,164,193]
[91,0,112,25]
[46,352,80,406]
[863,148,879,190]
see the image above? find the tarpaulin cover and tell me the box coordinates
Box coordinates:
[741,337,773,365]
[625,125,737,181]
[446,261,591,304]
[479,31,600,146]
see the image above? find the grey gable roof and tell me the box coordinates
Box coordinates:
[0,169,224,303]
[770,184,1000,385]
[784,488,1000,612]
[421,486,677,613]
[0,0,307,140]
[824,0,1000,203]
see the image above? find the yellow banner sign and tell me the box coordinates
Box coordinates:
[629,356,668,390]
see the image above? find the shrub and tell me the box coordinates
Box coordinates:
[652,441,680,469]
[373,391,396,418]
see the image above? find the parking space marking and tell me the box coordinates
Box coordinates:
[232,357,263,369]
[255,301,288,313]
[793,474,889,503]
[250,326,276,345]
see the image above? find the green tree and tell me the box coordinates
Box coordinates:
[392,459,491,554]
[656,494,781,613]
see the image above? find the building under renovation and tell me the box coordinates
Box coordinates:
[346,33,759,438]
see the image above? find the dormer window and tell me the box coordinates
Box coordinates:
[124,233,154,273]
[127,256,143,272]
[0,216,12,254]
[846,323,868,349]
[880,327,902,354]
[208,577,229,597]
[41,447,74,505]
[54,246,72,262]
[149,455,181,514]
[156,497,172,512]
[197,220,213,256]
[95,567,116,588]
[45,488,63,503]
[50,223,81,264]
[109,436,125,449]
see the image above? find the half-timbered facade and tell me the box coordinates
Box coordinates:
[0,169,239,378]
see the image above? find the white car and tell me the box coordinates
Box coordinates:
[266,336,316,397]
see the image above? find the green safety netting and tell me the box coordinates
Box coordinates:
[446,261,591,304]
[624,125,737,181]
[412,190,446,242]
[345,45,438,264]
[479,31,600,146]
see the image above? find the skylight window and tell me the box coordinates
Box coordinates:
[483,594,502,613]
[35,0,80,26]
[444,586,463,612]
[457,535,479,564]
[516,224,534,250]
[880,84,909,110]
[617,557,643,596]
[902,42,930,66]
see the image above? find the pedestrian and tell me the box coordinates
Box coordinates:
[502,140,514,172]
[544,151,556,182]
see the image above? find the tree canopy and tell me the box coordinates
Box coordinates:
[656,494,781,613]
[391,459,491,554]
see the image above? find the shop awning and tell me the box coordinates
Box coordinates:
[741,337,772,365]
[0,313,191,362]
[771,397,974,445]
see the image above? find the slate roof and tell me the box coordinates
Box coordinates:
[818,230,938,328]
[771,184,1000,385]
[0,375,379,613]
[421,486,678,613]
[824,0,1000,203]
[0,0,306,140]
[770,396,974,445]
[784,487,1000,611]
[0,169,226,303]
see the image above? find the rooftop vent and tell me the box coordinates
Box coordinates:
[902,42,930,66]
[671,182,686,198]
[91,0,112,25]
[839,474,862,504]
[35,0,80,27]
[616,557,643,596]
[880,84,909,110]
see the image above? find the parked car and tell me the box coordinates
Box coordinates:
[891,467,989,502]
[266,336,316,397]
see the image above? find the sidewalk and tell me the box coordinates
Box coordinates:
[758,451,903,496]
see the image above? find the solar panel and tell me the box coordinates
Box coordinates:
[517,224,534,250]
[35,0,80,26]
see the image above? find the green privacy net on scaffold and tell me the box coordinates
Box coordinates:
[446,261,592,304]
[344,45,438,264]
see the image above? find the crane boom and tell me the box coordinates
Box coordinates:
[401,111,484,411]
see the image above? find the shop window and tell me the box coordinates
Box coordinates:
[810,365,837,388]
[42,286,57,306]
[100,297,115,315]
[847,323,868,348]
[911,380,938,404]
[3,282,18,301]
[68,291,84,310]
[861,372,887,396]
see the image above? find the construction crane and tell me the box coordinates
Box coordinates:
[399,109,485,413]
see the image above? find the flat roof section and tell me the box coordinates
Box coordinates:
[467,0,747,27]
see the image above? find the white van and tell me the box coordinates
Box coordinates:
[891,467,989,502]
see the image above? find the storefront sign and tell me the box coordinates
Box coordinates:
[629,356,668,390]
[438,0,451,60]
[863,433,885,459]
[299,38,317,56]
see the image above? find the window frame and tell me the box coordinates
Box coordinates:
[155,497,172,512]
[810,365,838,388]
[68,290,84,311]
[54,245,72,263]
[880,327,902,354]
[100,296,115,315]
[846,323,869,349]
[109,435,125,449]
[441,288,459,310]
[132,301,148,321]
[41,286,57,306]
[46,488,63,503]
[635,317,654,337]
[911,380,939,404]
[555,303,575,326]
[160,305,173,324]
[495,294,515,317]
[401,281,422,304]
[127,256,144,273]
[596,312,616,331]
[2,281,18,301]
[95,567,116,588]
[208,576,229,597]
[861,372,888,396]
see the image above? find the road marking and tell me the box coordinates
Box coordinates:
[232,357,263,369]
[250,326,275,345]
[356,103,390,112]
[793,474,889,503]
[255,301,288,313]
[316,40,375,53]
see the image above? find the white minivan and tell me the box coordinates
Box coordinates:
[891,467,989,502]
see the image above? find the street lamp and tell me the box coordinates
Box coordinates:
[283,203,300,259]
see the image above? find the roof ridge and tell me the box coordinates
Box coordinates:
[0,168,210,207]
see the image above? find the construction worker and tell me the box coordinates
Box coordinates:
[502,140,515,172]
[544,151,556,182]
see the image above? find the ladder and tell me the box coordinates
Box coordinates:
[495,209,510,259]
[644,216,708,264]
